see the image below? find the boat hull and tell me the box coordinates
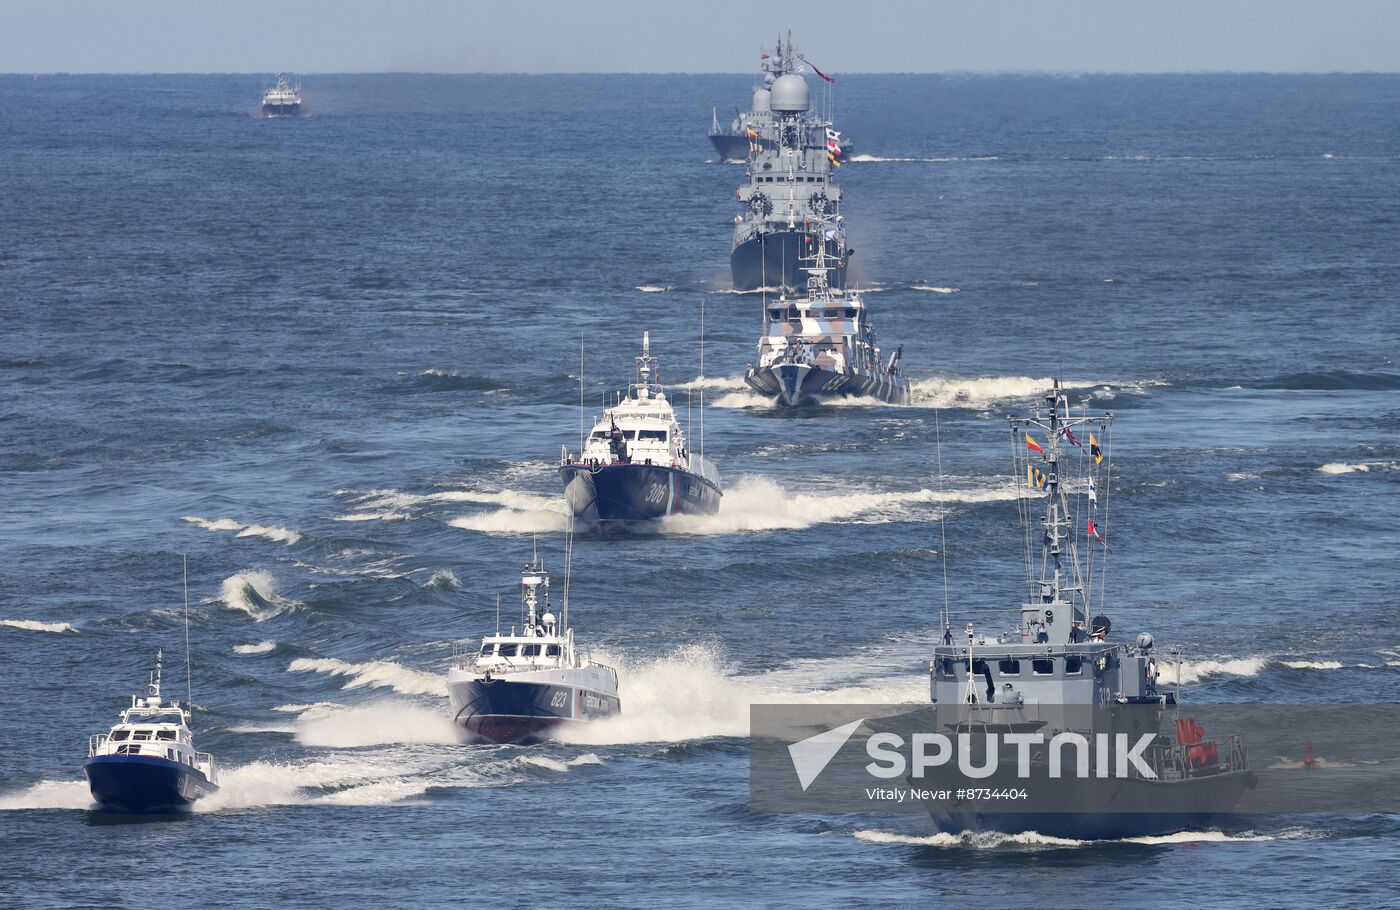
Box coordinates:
[926,770,1257,840]
[262,102,301,117]
[83,754,218,813]
[731,231,846,292]
[561,463,721,527]
[745,362,911,408]
[448,678,621,745]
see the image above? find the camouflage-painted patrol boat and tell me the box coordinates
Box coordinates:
[743,229,909,408]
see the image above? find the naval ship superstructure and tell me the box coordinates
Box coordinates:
[708,33,853,163]
[923,381,1254,838]
[743,231,909,407]
[448,550,620,744]
[261,74,302,117]
[730,48,850,292]
[561,334,722,527]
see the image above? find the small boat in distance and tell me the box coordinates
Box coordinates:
[261,73,302,117]
[561,333,722,528]
[84,649,219,812]
[448,547,620,744]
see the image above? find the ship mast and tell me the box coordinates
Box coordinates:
[1008,380,1112,644]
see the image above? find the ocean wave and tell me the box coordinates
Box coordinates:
[272,701,347,717]
[184,515,303,545]
[0,619,77,633]
[216,570,301,621]
[672,374,748,392]
[657,475,1018,536]
[287,656,446,696]
[852,828,1291,849]
[909,375,1096,409]
[233,640,277,655]
[404,370,507,393]
[227,723,296,734]
[1318,461,1398,475]
[1160,655,1369,685]
[559,643,926,746]
[848,154,1000,163]
[294,702,460,747]
[517,753,604,773]
[0,779,93,811]
[634,285,671,293]
[1252,369,1400,392]
[910,285,959,294]
[195,750,491,811]
[423,569,460,591]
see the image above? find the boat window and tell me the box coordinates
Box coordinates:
[1064,656,1083,675]
[970,659,988,675]
[167,749,176,760]
[522,644,541,657]
[998,659,1021,675]
[637,430,667,441]
[1032,658,1055,675]
[132,730,153,741]
[545,645,561,657]
[157,730,177,741]
[589,431,608,441]
[479,643,495,656]
[497,644,519,658]
[110,729,130,741]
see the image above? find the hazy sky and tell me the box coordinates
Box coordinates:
[3,0,1397,74]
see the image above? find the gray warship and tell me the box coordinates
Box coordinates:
[730,39,851,291]
[743,229,909,407]
[708,33,853,163]
[923,381,1254,838]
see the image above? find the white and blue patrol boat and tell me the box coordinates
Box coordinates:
[561,333,722,527]
[84,650,219,813]
[448,549,620,744]
[261,73,302,117]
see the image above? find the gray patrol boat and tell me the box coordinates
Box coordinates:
[729,39,851,292]
[743,228,908,407]
[709,33,853,163]
[923,381,1254,838]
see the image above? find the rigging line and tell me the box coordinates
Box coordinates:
[1098,420,1113,609]
[699,299,705,461]
[182,554,192,710]
[933,407,951,632]
[1013,429,1034,602]
[578,336,585,454]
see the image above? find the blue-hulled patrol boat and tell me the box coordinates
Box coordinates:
[448,549,620,744]
[84,650,219,813]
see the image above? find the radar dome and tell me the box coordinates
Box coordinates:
[769,74,810,112]
[752,87,771,113]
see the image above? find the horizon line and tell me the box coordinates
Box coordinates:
[6,69,1400,78]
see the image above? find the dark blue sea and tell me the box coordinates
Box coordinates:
[2,73,1398,908]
